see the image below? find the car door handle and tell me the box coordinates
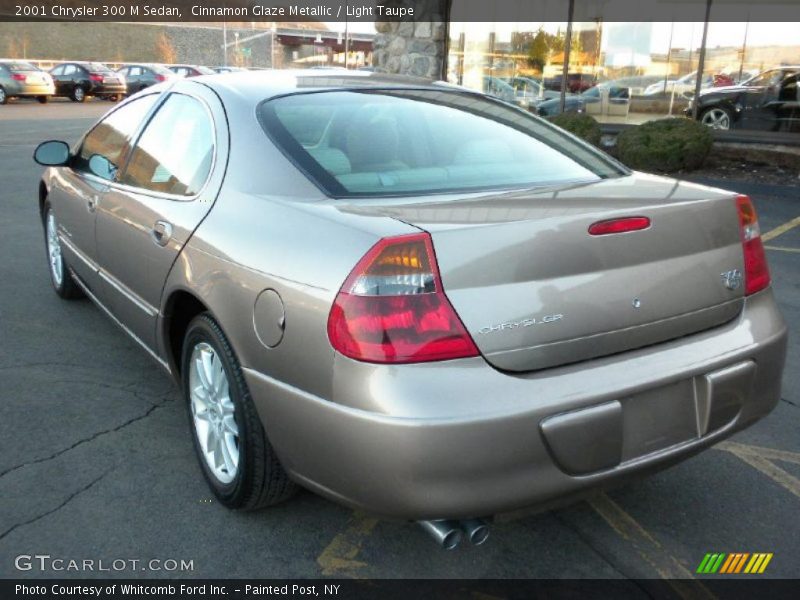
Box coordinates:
[151,220,173,247]
[87,195,98,213]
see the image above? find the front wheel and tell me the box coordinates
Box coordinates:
[700,106,732,130]
[37,95,49,104]
[0,87,7,105]
[182,314,297,510]
[43,203,84,299]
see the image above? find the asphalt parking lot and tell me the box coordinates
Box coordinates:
[0,100,798,586]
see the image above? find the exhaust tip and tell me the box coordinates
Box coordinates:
[441,529,463,550]
[461,518,490,546]
[418,520,463,550]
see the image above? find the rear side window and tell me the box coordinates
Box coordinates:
[260,89,625,198]
[75,95,158,179]
[122,94,214,197]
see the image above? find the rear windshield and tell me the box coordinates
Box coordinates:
[5,62,38,72]
[85,63,113,72]
[259,89,625,198]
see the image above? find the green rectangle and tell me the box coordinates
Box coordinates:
[710,553,726,573]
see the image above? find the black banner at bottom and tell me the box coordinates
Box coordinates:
[4,579,800,600]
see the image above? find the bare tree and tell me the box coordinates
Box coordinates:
[154,31,177,64]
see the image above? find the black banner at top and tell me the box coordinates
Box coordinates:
[1,0,800,23]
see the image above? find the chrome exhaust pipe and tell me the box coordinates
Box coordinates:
[460,518,490,546]
[418,520,463,550]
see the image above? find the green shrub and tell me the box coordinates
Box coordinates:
[616,117,713,173]
[549,112,602,146]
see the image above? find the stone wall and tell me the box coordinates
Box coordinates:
[372,0,447,79]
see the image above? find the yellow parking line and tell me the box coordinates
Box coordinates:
[717,441,800,466]
[761,216,800,242]
[764,246,800,253]
[587,494,715,599]
[316,511,379,577]
[718,444,800,501]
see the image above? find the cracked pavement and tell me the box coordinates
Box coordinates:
[0,103,798,580]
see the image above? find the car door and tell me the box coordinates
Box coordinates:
[50,64,66,95]
[48,95,159,292]
[94,85,228,353]
[774,72,800,131]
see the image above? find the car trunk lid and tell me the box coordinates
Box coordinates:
[336,174,746,371]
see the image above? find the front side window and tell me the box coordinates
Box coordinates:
[260,89,624,197]
[75,95,158,179]
[122,94,214,196]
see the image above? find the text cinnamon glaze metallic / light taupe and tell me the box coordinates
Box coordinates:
[33,71,787,546]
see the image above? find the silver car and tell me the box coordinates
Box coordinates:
[33,71,787,548]
[0,60,54,104]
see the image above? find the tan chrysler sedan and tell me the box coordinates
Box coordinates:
[33,71,787,549]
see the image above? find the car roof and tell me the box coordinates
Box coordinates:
[199,69,452,101]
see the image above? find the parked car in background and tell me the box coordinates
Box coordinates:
[49,62,126,102]
[168,64,216,78]
[537,85,630,117]
[688,66,800,131]
[482,76,516,103]
[212,66,246,74]
[597,75,665,96]
[0,60,54,104]
[32,72,786,545]
[504,76,560,108]
[544,73,596,94]
[117,64,175,95]
[644,71,712,98]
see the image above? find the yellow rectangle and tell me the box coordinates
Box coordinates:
[758,553,773,574]
[744,554,759,574]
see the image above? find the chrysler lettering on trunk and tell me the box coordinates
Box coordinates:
[478,314,564,335]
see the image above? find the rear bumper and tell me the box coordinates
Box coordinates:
[90,83,126,96]
[245,289,787,519]
[9,83,54,96]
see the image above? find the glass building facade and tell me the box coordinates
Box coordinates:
[446,14,800,134]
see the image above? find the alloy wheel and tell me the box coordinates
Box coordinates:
[701,108,731,130]
[46,210,63,287]
[0,87,6,104]
[189,342,240,484]
[74,87,85,102]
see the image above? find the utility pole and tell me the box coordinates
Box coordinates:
[692,0,712,120]
[559,0,575,114]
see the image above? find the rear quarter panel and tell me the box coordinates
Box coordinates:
[161,89,415,400]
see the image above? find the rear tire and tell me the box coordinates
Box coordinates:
[182,313,297,510]
[43,202,84,300]
[71,86,86,103]
[37,95,49,104]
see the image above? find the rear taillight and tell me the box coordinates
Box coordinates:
[11,73,26,81]
[736,195,770,295]
[327,233,479,364]
[155,74,167,82]
[90,73,104,83]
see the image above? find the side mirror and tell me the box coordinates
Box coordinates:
[33,140,70,166]
[88,154,118,181]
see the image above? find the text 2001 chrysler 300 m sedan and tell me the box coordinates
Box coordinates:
[34,71,787,548]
